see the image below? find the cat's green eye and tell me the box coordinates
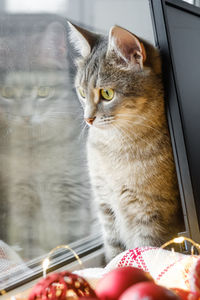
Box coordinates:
[37,86,51,98]
[100,88,114,101]
[1,86,15,98]
[78,87,86,99]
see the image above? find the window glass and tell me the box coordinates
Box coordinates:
[183,0,200,6]
[0,0,155,290]
[0,13,95,281]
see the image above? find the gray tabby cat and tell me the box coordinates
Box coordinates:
[0,18,91,259]
[69,23,184,261]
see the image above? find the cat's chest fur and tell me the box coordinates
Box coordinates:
[87,128,145,195]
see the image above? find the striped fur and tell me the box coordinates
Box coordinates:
[70,24,184,261]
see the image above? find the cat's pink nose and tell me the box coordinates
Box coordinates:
[85,117,96,125]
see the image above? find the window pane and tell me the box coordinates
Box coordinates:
[182,0,200,6]
[0,0,156,290]
[0,11,93,270]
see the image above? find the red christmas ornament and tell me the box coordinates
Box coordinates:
[172,288,200,300]
[95,266,153,300]
[77,298,99,300]
[28,271,97,300]
[119,282,181,300]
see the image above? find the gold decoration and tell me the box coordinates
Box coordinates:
[161,236,200,254]
[74,281,80,288]
[154,236,200,290]
[42,244,83,278]
[66,289,79,299]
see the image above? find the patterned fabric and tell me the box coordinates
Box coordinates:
[189,257,200,293]
[106,247,198,290]
[75,247,199,291]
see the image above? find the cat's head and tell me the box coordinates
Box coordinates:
[0,20,73,127]
[68,23,163,130]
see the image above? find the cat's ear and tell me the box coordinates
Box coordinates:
[42,22,67,55]
[38,22,68,68]
[107,26,146,69]
[68,22,99,57]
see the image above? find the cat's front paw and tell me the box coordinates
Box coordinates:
[104,242,125,263]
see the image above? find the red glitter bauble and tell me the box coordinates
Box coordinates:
[28,271,97,300]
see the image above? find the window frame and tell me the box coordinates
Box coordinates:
[0,234,103,296]
[149,0,200,241]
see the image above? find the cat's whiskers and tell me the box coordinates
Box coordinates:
[102,123,124,162]
[111,124,127,150]
[115,113,168,140]
[117,117,162,135]
[117,119,154,148]
[4,116,62,138]
[45,112,78,119]
[113,123,137,159]
[115,113,158,127]
[111,123,135,185]
[79,122,88,141]
[94,116,115,127]
[110,123,127,158]
[45,115,67,120]
[46,109,79,114]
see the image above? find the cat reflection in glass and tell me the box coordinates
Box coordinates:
[0,20,91,259]
[69,22,184,261]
